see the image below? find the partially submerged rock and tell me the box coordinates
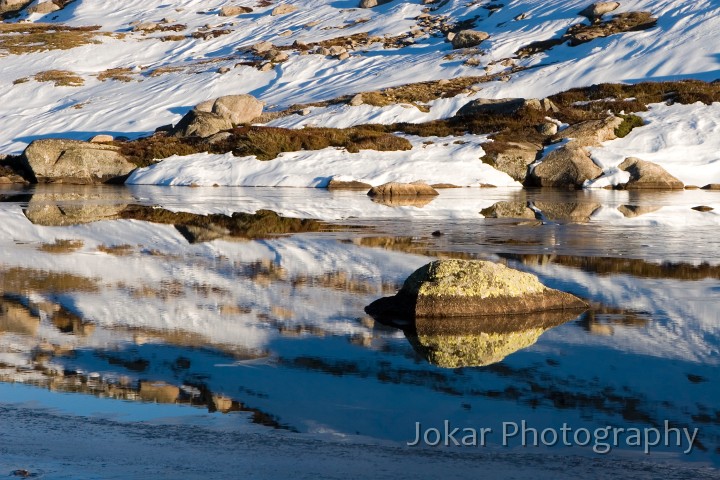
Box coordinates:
[365,259,587,319]
[527,145,602,188]
[367,182,439,197]
[617,157,684,190]
[19,139,136,184]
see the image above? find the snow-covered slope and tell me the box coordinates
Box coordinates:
[2,0,720,157]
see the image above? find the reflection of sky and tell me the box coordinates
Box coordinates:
[0,186,719,468]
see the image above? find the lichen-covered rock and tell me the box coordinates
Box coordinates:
[617,157,684,189]
[366,259,587,318]
[480,201,536,219]
[484,141,541,182]
[19,139,135,184]
[553,116,623,147]
[367,182,439,197]
[211,94,264,125]
[220,5,253,16]
[451,30,490,49]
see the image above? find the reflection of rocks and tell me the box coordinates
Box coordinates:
[481,201,536,219]
[139,381,180,404]
[370,195,436,208]
[24,189,132,226]
[0,298,40,336]
[406,310,580,368]
[366,260,587,319]
[533,201,601,223]
[617,204,662,218]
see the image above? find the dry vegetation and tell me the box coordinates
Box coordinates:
[96,67,135,82]
[0,23,107,55]
[119,206,331,240]
[37,239,85,254]
[34,69,84,87]
[117,125,412,166]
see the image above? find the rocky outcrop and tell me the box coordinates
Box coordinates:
[367,182,439,197]
[579,2,620,22]
[553,116,624,147]
[451,30,490,49]
[617,157,684,189]
[220,5,252,16]
[527,145,602,188]
[27,0,60,14]
[172,110,233,138]
[174,94,264,137]
[365,259,587,319]
[19,139,135,184]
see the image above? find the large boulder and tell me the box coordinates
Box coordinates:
[210,94,264,124]
[172,110,233,138]
[579,2,620,21]
[365,259,587,319]
[483,141,541,182]
[456,98,548,117]
[220,5,253,16]
[367,182,439,197]
[451,30,490,49]
[553,116,623,147]
[617,157,684,190]
[27,0,60,14]
[19,139,135,184]
[528,145,602,188]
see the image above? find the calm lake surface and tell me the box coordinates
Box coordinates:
[0,184,718,479]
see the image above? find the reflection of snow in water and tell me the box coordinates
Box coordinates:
[0,187,718,470]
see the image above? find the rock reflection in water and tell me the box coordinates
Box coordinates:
[397,310,581,368]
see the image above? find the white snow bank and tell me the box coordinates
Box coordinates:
[126,135,521,188]
[587,102,720,188]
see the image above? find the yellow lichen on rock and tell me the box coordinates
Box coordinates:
[403,259,547,299]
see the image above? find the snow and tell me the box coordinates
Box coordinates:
[126,134,521,188]
[587,102,720,188]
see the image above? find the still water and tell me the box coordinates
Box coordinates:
[0,184,718,479]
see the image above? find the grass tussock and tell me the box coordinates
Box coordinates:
[0,23,106,55]
[37,239,84,254]
[97,244,135,255]
[34,69,84,87]
[118,126,412,166]
[96,67,135,82]
[614,114,644,138]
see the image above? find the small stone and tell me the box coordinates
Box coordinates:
[217,66,231,74]
[692,206,714,212]
[431,230,443,237]
[349,94,364,106]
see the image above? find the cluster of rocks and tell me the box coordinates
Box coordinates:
[0,0,66,15]
[171,94,264,138]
